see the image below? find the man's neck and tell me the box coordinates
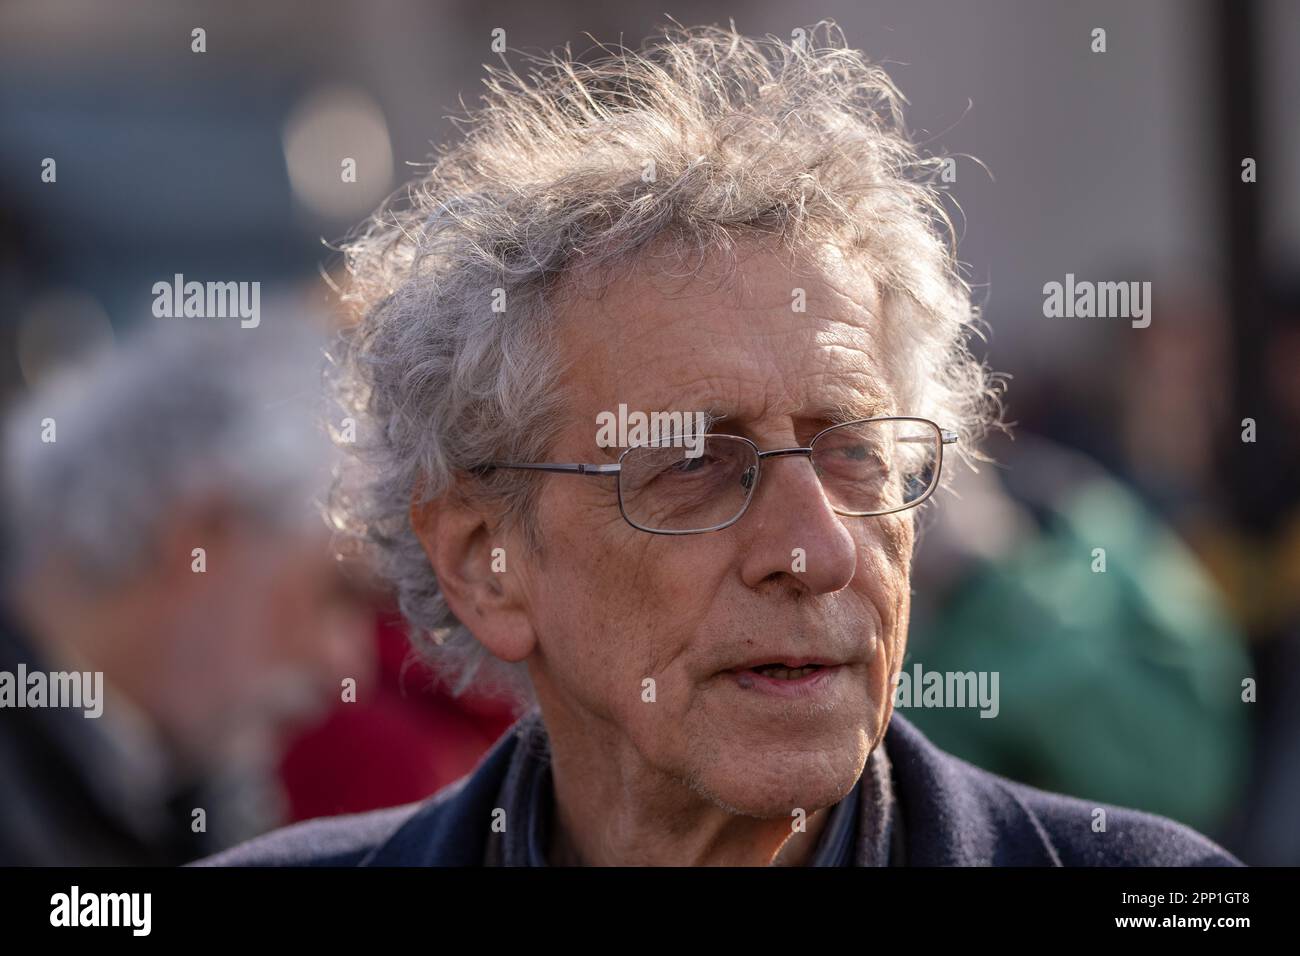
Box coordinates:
[545,770,835,866]
[533,707,839,867]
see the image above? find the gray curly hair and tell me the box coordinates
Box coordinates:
[325,21,1001,709]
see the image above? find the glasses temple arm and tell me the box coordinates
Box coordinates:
[474,462,622,476]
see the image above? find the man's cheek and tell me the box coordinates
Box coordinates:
[595,541,676,625]
[542,564,636,677]
[864,520,913,600]
[876,512,914,562]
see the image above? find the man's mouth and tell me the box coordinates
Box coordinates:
[728,655,838,675]
[721,657,844,696]
[739,662,826,681]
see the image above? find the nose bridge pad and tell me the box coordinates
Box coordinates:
[740,463,757,492]
[744,450,819,504]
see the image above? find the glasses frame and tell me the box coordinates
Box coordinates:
[474,416,959,536]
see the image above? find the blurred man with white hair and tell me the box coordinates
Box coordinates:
[0,321,373,865]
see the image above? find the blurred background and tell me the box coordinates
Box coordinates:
[0,0,1295,865]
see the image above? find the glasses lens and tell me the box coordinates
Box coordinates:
[618,436,758,532]
[811,419,940,515]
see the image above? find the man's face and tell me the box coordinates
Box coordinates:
[515,247,913,818]
[161,524,375,765]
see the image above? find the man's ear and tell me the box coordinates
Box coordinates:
[410,485,536,663]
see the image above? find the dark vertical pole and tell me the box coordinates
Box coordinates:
[1214,0,1268,533]
[1209,0,1300,867]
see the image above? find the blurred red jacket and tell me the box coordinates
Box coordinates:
[278,610,519,821]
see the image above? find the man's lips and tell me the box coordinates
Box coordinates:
[721,658,846,697]
[724,655,842,673]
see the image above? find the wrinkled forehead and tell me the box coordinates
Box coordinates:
[552,245,896,439]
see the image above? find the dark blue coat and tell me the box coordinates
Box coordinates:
[196,712,1241,866]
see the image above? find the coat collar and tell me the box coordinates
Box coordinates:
[884,712,1061,865]
[359,709,1061,866]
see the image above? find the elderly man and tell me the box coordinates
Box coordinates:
[203,24,1238,866]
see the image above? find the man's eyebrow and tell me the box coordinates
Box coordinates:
[649,405,730,433]
[817,398,894,424]
[687,401,892,434]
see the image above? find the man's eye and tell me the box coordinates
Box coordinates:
[828,443,876,463]
[667,454,715,475]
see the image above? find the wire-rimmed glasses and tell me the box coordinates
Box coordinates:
[474,416,959,535]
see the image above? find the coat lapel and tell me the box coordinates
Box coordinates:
[885,712,1062,865]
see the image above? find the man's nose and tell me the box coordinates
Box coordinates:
[736,452,857,594]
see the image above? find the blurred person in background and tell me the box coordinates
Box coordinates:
[907,430,1251,839]
[0,320,374,865]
